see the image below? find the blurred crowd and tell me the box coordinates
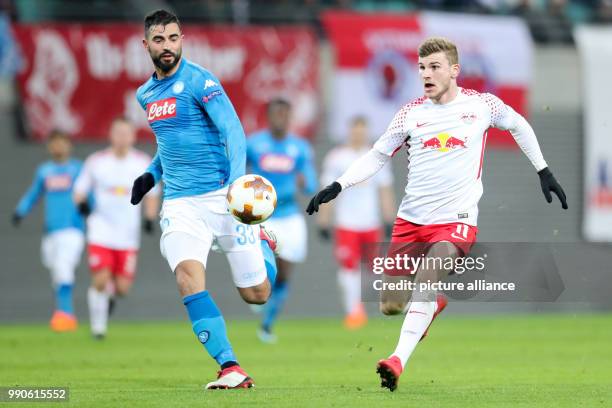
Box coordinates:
[1,0,610,42]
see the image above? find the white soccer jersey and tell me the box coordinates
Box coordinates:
[373,88,547,226]
[322,146,393,231]
[74,149,157,249]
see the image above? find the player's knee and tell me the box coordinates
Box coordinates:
[239,284,271,305]
[380,301,404,315]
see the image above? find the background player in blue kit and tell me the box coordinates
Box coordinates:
[12,130,85,332]
[130,9,277,390]
[247,98,317,343]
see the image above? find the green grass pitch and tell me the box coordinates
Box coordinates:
[1,314,611,407]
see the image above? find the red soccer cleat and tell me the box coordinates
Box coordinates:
[420,293,448,341]
[205,365,254,389]
[376,355,403,392]
[259,225,278,254]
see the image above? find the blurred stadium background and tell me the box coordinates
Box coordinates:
[0,0,611,324]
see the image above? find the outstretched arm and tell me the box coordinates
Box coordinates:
[13,167,45,225]
[488,94,567,209]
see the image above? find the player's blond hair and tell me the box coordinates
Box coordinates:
[418,37,459,66]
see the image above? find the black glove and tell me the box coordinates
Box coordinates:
[384,223,393,239]
[318,227,331,241]
[143,219,154,235]
[12,213,22,227]
[538,167,568,210]
[306,182,342,215]
[78,201,92,217]
[131,172,155,205]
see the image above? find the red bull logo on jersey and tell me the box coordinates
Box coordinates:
[461,112,478,125]
[147,98,177,122]
[422,133,466,152]
[259,154,295,173]
[107,186,129,196]
[45,174,72,191]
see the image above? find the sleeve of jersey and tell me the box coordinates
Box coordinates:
[373,105,411,156]
[196,73,246,182]
[298,142,318,194]
[486,93,548,171]
[336,149,391,190]
[15,167,45,216]
[146,152,163,184]
[73,158,94,196]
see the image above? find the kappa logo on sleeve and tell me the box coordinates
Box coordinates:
[147,98,177,122]
[204,79,218,89]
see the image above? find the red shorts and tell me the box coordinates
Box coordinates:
[386,218,478,275]
[88,244,138,280]
[334,227,381,270]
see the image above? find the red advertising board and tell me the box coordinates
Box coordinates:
[14,24,319,141]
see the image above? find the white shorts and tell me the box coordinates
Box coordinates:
[159,188,267,288]
[263,213,307,263]
[41,228,85,285]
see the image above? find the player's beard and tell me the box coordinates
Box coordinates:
[152,49,182,73]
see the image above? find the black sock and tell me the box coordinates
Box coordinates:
[221,361,239,370]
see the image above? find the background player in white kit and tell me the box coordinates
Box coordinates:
[74,117,159,339]
[318,116,396,329]
[307,37,567,391]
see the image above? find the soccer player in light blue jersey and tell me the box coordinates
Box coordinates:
[130,9,277,390]
[247,99,318,343]
[12,130,85,332]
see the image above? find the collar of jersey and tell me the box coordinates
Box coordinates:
[152,58,186,82]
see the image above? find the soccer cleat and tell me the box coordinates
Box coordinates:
[205,365,254,389]
[257,327,278,344]
[420,293,448,341]
[259,225,278,254]
[50,311,78,332]
[92,333,106,341]
[344,303,367,330]
[376,355,403,392]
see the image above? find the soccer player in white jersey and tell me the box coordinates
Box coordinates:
[307,37,567,391]
[318,116,396,329]
[73,117,160,339]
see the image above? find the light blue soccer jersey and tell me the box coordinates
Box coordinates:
[15,159,84,233]
[247,131,317,218]
[136,58,246,199]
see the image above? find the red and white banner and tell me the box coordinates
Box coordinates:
[13,24,318,141]
[575,26,612,241]
[322,11,533,147]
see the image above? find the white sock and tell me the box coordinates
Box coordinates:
[88,287,109,335]
[391,300,436,368]
[337,268,361,314]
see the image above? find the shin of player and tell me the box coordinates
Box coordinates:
[318,116,396,329]
[247,98,318,343]
[74,117,159,339]
[307,37,567,391]
[13,131,85,331]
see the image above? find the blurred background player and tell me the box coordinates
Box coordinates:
[318,116,396,329]
[307,37,567,391]
[73,117,159,339]
[247,98,317,343]
[12,130,84,332]
[130,9,278,389]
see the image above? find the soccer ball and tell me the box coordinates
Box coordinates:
[227,174,277,225]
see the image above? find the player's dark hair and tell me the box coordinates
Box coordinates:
[47,129,70,142]
[350,115,368,127]
[144,9,181,38]
[267,98,291,113]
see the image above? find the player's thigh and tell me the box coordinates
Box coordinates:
[111,249,138,294]
[264,214,307,263]
[334,228,361,270]
[159,197,213,274]
[51,229,85,284]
